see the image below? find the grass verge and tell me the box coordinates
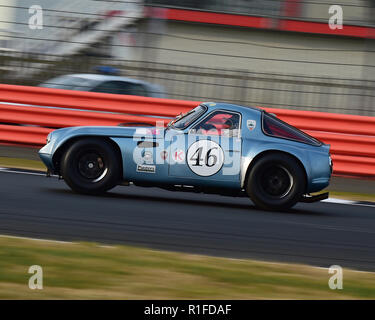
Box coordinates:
[327,191,375,202]
[0,235,374,299]
[0,157,46,171]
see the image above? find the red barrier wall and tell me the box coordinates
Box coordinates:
[0,84,374,177]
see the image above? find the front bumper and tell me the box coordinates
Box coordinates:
[300,192,329,203]
[39,136,55,171]
[38,151,54,171]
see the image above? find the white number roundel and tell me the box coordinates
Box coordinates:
[187,140,224,177]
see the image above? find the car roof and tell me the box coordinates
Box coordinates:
[201,102,262,115]
[67,74,153,86]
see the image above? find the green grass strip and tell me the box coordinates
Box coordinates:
[0,236,374,299]
[0,157,46,171]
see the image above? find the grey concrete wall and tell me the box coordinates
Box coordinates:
[301,0,368,25]
[127,20,369,80]
[0,0,15,48]
[111,20,375,115]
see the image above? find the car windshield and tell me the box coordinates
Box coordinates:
[40,75,98,91]
[168,105,207,129]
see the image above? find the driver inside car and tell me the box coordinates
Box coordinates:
[195,113,239,136]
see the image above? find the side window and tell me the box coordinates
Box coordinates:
[122,83,148,96]
[92,81,148,96]
[191,111,240,137]
[262,112,321,146]
[92,81,123,94]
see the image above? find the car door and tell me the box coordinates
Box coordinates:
[168,110,242,189]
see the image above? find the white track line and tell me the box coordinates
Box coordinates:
[322,198,375,208]
[0,234,113,249]
[322,198,356,205]
[0,234,74,244]
[0,167,58,177]
[0,167,45,176]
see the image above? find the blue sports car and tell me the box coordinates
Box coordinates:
[39,102,332,211]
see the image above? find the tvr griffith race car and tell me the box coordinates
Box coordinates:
[39,102,332,211]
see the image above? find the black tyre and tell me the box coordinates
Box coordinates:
[246,153,306,211]
[61,138,121,194]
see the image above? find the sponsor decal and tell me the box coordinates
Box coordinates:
[136,164,156,173]
[143,151,153,164]
[173,149,185,163]
[187,140,224,177]
[160,150,168,161]
[247,120,256,131]
[135,128,149,135]
[135,128,161,135]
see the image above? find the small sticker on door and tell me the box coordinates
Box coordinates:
[247,120,256,131]
[160,150,168,161]
[173,149,185,163]
[136,164,156,173]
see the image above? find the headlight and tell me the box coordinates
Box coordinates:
[46,133,52,144]
[329,155,333,172]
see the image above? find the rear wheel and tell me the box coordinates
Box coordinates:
[246,153,306,211]
[61,138,121,194]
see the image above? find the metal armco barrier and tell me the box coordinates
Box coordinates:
[0,84,374,177]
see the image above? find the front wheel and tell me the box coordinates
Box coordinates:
[246,153,306,211]
[61,138,121,194]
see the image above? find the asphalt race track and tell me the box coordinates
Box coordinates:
[0,169,375,271]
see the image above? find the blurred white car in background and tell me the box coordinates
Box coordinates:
[40,73,166,98]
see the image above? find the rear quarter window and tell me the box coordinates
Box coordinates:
[262,112,322,146]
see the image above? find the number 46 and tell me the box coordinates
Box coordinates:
[190,147,218,167]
